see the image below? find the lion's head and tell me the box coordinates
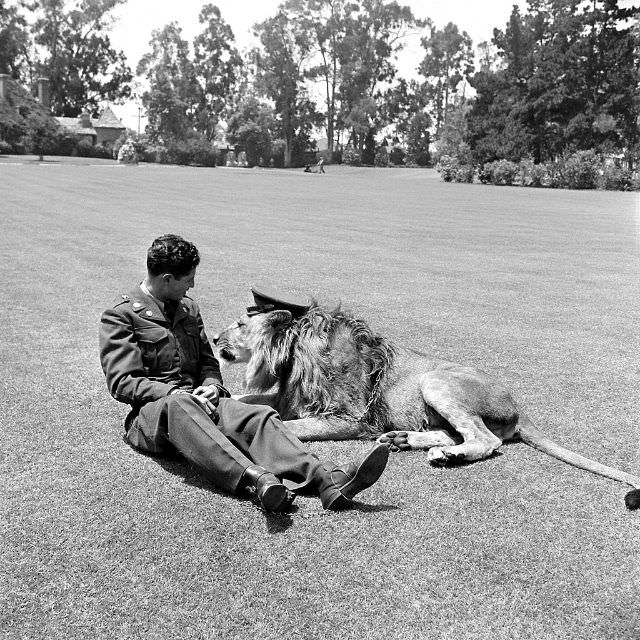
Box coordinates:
[215,306,396,432]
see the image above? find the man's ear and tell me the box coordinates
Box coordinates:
[161,273,174,283]
[267,310,293,328]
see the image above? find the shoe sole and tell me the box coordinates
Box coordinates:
[260,484,295,512]
[324,443,390,510]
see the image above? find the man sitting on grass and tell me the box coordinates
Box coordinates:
[99,234,388,513]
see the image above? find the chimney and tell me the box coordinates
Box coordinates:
[37,77,50,109]
[79,111,92,128]
[0,74,9,101]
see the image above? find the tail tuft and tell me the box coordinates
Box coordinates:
[624,489,640,511]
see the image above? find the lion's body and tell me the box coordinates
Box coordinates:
[215,305,640,507]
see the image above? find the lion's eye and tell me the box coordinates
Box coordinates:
[236,321,245,328]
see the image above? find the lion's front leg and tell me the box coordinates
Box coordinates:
[233,392,278,408]
[283,416,365,441]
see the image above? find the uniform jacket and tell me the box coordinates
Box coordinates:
[99,285,225,408]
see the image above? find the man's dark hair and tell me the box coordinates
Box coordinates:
[147,234,200,277]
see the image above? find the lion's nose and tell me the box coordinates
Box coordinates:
[212,334,219,345]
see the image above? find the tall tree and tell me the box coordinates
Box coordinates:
[338,0,423,151]
[192,4,242,141]
[31,0,132,116]
[254,8,319,167]
[418,22,474,137]
[137,22,197,140]
[0,0,30,81]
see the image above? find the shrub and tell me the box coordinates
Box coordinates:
[117,139,138,164]
[388,147,405,166]
[0,140,12,154]
[374,147,389,167]
[165,136,216,167]
[437,155,458,182]
[342,145,361,166]
[561,150,599,189]
[480,159,519,185]
[91,143,112,159]
[75,138,94,157]
[519,160,548,187]
[331,149,342,164]
[455,164,475,183]
[597,164,634,191]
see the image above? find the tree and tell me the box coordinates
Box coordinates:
[467,0,640,166]
[254,8,319,167]
[137,23,197,141]
[31,0,132,116]
[337,0,423,152]
[226,96,276,166]
[418,22,474,137]
[0,0,30,81]
[192,4,242,141]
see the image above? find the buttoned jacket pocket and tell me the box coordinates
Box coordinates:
[177,320,200,372]
[134,325,170,374]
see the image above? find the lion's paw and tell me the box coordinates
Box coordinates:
[427,447,466,466]
[377,431,412,453]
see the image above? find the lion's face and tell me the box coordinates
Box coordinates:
[214,314,255,364]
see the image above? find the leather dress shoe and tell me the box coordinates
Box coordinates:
[320,443,389,510]
[242,465,296,513]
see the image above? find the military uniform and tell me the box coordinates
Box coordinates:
[98,284,326,494]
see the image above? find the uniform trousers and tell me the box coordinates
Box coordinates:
[125,394,325,493]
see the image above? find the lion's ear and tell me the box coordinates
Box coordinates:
[267,310,293,328]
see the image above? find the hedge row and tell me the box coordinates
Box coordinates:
[437,152,639,191]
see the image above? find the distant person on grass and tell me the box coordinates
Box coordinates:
[99,234,388,513]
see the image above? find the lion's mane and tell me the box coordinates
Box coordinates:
[245,305,397,435]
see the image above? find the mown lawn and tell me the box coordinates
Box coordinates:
[1,161,638,639]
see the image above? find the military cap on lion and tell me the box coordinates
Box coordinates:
[247,285,311,318]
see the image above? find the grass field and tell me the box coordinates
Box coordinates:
[1,160,639,640]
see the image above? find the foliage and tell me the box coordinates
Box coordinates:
[374,146,389,167]
[405,112,431,166]
[478,159,519,185]
[0,139,12,154]
[254,8,320,167]
[342,145,360,166]
[117,139,138,164]
[597,164,635,191]
[437,154,474,182]
[0,0,30,80]
[192,4,242,141]
[466,1,640,167]
[560,150,600,190]
[226,96,275,167]
[419,22,474,136]
[138,23,197,141]
[30,0,132,117]
[388,147,405,166]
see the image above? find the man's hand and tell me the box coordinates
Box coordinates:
[192,384,220,404]
[191,384,220,421]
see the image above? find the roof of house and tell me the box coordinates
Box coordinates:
[55,116,96,136]
[94,105,125,129]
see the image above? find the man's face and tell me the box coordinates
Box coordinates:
[164,268,196,301]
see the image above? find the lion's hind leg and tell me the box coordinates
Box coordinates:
[377,429,459,452]
[420,370,503,465]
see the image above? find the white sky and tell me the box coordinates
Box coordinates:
[106,0,527,130]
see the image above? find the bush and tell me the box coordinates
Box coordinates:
[479,159,519,185]
[74,138,94,157]
[0,140,12,154]
[91,143,112,159]
[374,147,389,167]
[437,155,459,182]
[455,164,475,183]
[519,160,548,187]
[165,136,216,167]
[597,164,634,191]
[561,150,599,189]
[342,145,361,166]
[388,147,405,166]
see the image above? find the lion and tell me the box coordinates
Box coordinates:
[214,303,640,510]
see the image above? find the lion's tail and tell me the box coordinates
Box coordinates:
[517,415,640,510]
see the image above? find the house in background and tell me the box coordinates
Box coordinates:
[54,105,126,147]
[36,77,126,146]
